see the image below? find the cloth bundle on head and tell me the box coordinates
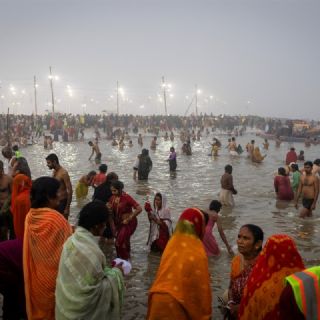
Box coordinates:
[239,234,305,320]
[147,208,211,320]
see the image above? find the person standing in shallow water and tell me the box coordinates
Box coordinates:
[46,153,73,219]
[219,164,237,207]
[295,161,319,218]
[88,140,102,163]
[167,147,177,171]
[138,149,152,180]
[107,181,142,260]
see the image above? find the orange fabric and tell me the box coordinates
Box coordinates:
[23,207,72,320]
[147,208,212,320]
[239,234,305,320]
[231,254,243,280]
[11,174,32,240]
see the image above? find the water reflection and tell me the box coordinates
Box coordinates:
[14,132,320,319]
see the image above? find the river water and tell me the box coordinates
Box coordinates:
[12,130,320,319]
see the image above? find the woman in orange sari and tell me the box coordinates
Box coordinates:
[23,177,72,320]
[11,173,32,240]
[239,234,305,320]
[147,208,212,320]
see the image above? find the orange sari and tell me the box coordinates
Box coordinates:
[10,174,32,240]
[23,207,72,320]
[239,234,305,320]
[147,208,212,320]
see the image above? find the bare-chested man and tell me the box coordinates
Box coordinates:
[0,160,12,240]
[228,137,238,156]
[46,153,72,219]
[88,140,102,163]
[295,161,319,218]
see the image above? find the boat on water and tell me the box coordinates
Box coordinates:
[257,120,320,143]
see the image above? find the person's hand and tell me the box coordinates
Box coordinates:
[228,302,239,316]
[106,202,112,210]
[113,262,124,275]
[311,202,316,210]
[144,201,152,213]
[227,247,235,256]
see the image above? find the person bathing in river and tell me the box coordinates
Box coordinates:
[252,146,267,163]
[297,150,305,161]
[75,170,96,199]
[88,140,101,163]
[202,200,234,257]
[295,161,319,218]
[144,192,172,253]
[167,147,177,172]
[219,165,237,207]
[138,149,152,180]
[274,167,294,201]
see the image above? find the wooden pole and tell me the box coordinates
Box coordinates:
[116,80,119,115]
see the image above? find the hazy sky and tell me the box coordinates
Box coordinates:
[0,0,319,117]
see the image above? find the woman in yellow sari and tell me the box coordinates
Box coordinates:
[252,146,267,163]
[147,208,212,320]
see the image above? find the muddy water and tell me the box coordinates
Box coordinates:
[17,131,320,319]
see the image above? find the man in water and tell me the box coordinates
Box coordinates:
[88,140,101,163]
[295,161,319,218]
[46,153,73,219]
[219,164,237,207]
[247,140,255,160]
[228,137,238,156]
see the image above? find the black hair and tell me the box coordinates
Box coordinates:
[106,172,118,182]
[88,141,93,146]
[99,164,108,173]
[299,150,304,154]
[251,140,255,144]
[142,148,149,156]
[46,153,59,164]
[154,192,162,207]
[209,200,222,213]
[78,200,109,230]
[200,209,209,226]
[291,163,299,171]
[225,164,232,173]
[12,145,19,151]
[314,159,320,166]
[88,170,96,177]
[278,167,286,176]
[15,157,31,178]
[111,180,124,191]
[31,176,60,208]
[170,147,175,152]
[241,224,264,251]
[304,161,313,167]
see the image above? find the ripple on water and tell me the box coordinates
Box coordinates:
[13,132,320,319]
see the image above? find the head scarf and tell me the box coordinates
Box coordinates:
[177,207,206,238]
[147,208,211,320]
[239,234,305,320]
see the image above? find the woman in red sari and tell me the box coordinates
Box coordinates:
[108,180,142,260]
[239,234,305,320]
[11,173,32,240]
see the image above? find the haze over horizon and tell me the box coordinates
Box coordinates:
[0,0,319,119]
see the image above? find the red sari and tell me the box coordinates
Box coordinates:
[109,192,140,260]
[10,174,32,240]
[239,234,305,320]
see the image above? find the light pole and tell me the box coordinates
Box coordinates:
[162,76,168,115]
[34,76,38,115]
[116,81,119,115]
[49,66,55,114]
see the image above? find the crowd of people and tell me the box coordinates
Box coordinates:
[0,113,319,320]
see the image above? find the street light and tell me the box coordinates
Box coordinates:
[48,66,59,114]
